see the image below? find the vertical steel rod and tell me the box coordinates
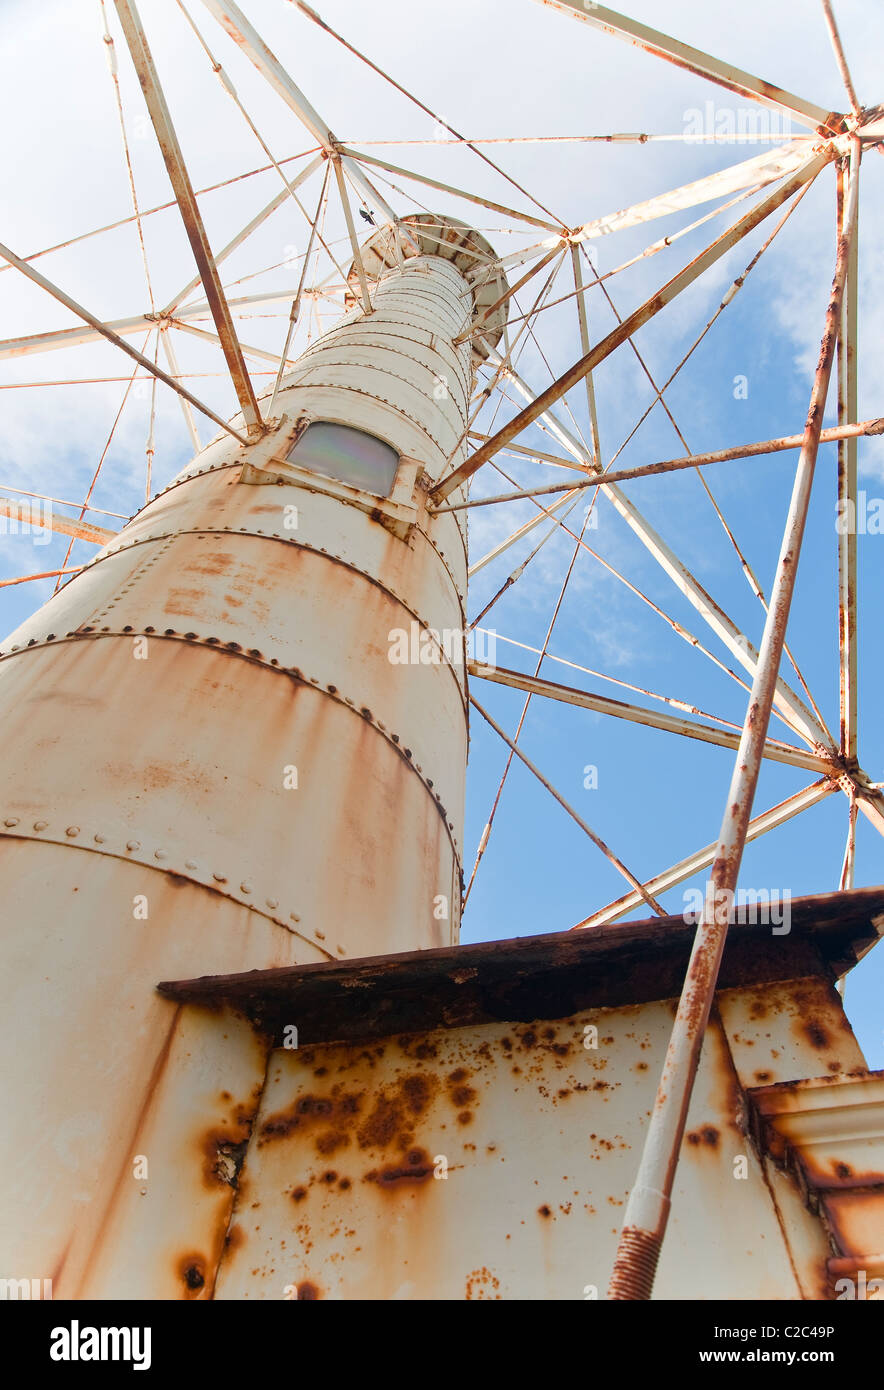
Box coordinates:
[331,154,373,315]
[837,144,860,763]
[269,162,330,414]
[607,154,860,1301]
[821,0,862,117]
[570,244,602,468]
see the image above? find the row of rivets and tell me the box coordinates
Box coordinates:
[0,817,333,947]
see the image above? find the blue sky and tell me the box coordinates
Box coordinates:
[1,0,882,1063]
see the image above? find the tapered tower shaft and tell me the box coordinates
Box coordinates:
[0,214,506,1296]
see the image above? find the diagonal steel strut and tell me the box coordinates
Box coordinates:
[113,0,263,437]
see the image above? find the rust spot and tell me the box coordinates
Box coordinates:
[261,1088,362,1153]
[834,1161,852,1179]
[754,1070,772,1083]
[401,1073,434,1114]
[465,1267,501,1300]
[297,1281,320,1300]
[538,1204,552,1218]
[365,1147,434,1188]
[357,1097,401,1148]
[803,1020,831,1049]
[291,1186,308,1203]
[321,1170,338,1184]
[686,1125,720,1149]
[356,1073,439,1152]
[178,1255,206,1298]
[338,1177,351,1190]
[451,1085,476,1107]
[315,1129,350,1156]
[457,1111,473,1125]
[189,552,232,577]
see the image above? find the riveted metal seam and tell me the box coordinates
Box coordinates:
[292,315,473,378]
[289,358,470,430]
[368,299,467,336]
[267,379,461,458]
[310,316,437,348]
[295,334,472,400]
[357,281,467,313]
[360,300,466,338]
[377,265,467,292]
[415,518,468,605]
[287,353,470,424]
[88,532,178,628]
[364,301,461,336]
[299,320,435,351]
[0,824,333,955]
[57,473,468,618]
[288,349,471,410]
[103,460,244,539]
[0,632,464,862]
[42,527,469,691]
[377,276,467,303]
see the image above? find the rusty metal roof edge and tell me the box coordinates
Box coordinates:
[156,886,884,1046]
[748,1065,884,1112]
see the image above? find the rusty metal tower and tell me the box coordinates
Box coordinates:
[2,0,884,1302]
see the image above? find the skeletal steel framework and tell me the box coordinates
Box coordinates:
[1,0,882,1299]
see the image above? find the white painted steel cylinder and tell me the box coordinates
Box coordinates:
[0,217,504,1296]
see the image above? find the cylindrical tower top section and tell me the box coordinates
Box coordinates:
[344,213,510,366]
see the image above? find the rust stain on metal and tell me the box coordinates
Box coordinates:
[177,1253,208,1298]
[685,1125,720,1150]
[261,1090,362,1147]
[465,1267,501,1299]
[364,1147,435,1188]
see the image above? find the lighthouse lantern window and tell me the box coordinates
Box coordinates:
[286,421,399,498]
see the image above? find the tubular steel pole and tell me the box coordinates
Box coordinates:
[607,150,860,1301]
[469,696,665,916]
[0,241,249,445]
[113,0,264,437]
[431,150,830,502]
[434,416,884,511]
